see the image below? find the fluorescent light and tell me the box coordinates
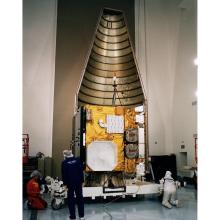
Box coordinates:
[194,58,198,66]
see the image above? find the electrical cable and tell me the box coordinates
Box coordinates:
[111,76,125,106]
[102,176,141,219]
[102,172,115,187]
[115,87,123,106]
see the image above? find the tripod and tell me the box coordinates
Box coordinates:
[112,79,123,106]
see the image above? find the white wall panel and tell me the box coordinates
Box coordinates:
[135,0,197,168]
[23,0,57,156]
[173,0,197,167]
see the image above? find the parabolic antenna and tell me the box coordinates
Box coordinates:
[87,141,117,171]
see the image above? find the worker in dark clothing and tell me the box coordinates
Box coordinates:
[61,150,85,220]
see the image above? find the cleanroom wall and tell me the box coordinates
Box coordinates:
[173,0,197,168]
[23,0,57,156]
[23,0,196,176]
[135,0,197,168]
[135,0,182,156]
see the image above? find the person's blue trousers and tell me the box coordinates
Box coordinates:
[67,185,84,219]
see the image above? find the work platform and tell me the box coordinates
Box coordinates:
[83,181,160,199]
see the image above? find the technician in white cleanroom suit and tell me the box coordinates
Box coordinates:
[159,171,179,208]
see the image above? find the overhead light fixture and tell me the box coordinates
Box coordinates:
[195,90,198,97]
[194,58,198,66]
[113,74,117,84]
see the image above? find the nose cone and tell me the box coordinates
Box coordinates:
[78,8,145,107]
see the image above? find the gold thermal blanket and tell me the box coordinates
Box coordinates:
[85,105,139,173]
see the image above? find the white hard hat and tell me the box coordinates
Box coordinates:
[30,170,42,178]
[45,176,52,184]
[63,149,73,158]
[164,171,172,179]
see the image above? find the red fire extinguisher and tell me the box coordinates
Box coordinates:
[23,134,29,164]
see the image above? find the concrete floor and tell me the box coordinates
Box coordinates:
[23,186,197,220]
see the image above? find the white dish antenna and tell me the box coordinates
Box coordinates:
[87,141,117,171]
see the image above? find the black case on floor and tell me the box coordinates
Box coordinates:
[150,154,177,183]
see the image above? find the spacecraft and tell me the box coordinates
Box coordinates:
[73,8,159,199]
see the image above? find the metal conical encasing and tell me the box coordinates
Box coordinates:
[78,8,146,107]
